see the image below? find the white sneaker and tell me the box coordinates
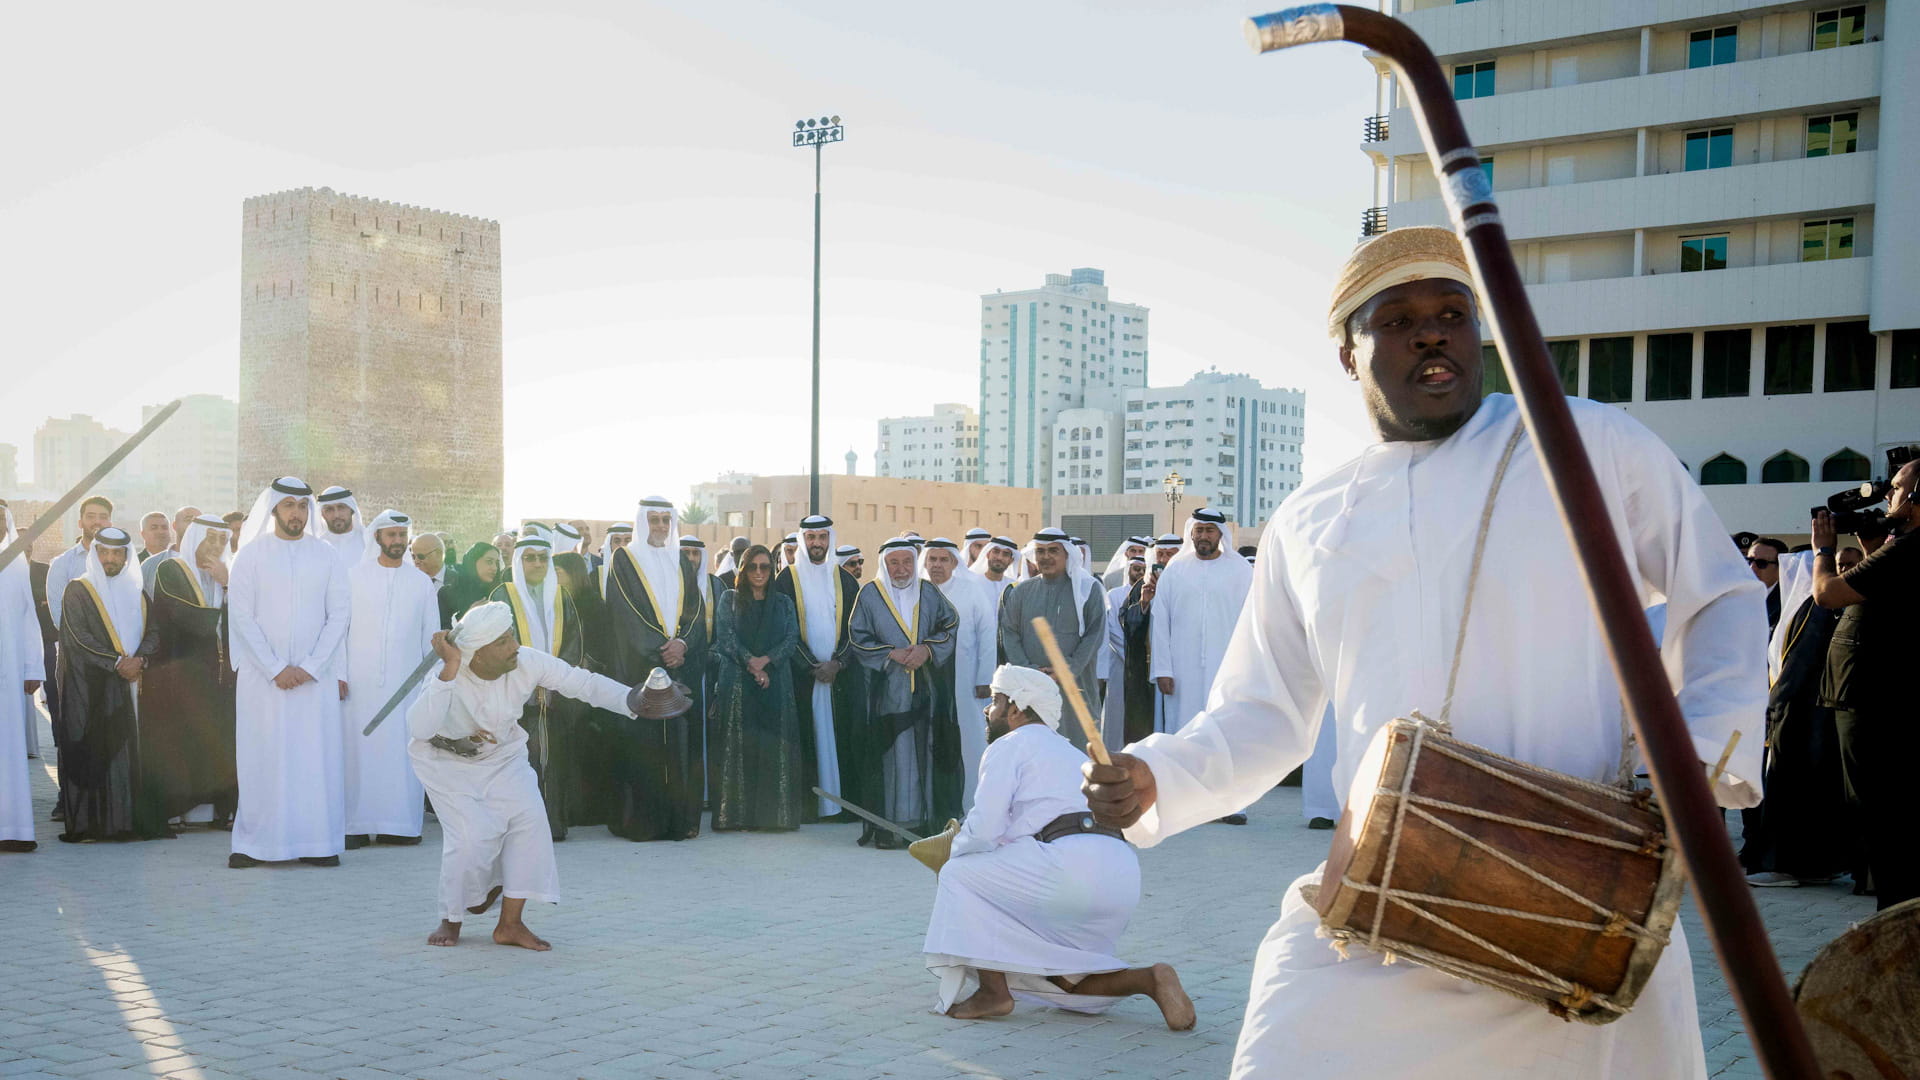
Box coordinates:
[1745,871,1800,887]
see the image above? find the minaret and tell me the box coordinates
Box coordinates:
[844,449,858,476]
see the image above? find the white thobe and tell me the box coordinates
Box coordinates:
[1,559,44,843]
[342,560,439,837]
[1299,704,1339,822]
[405,649,636,921]
[794,563,842,817]
[1123,394,1764,1080]
[44,544,85,629]
[322,530,362,569]
[924,723,1139,1013]
[936,576,996,812]
[1098,582,1130,749]
[228,535,351,861]
[1148,551,1253,734]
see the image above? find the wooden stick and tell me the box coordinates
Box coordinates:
[1028,617,1112,765]
[1707,729,1742,790]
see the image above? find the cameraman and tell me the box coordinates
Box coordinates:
[1811,456,1920,909]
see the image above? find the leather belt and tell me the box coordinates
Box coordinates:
[1035,811,1124,844]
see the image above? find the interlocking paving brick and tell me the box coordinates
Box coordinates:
[4,706,1871,1079]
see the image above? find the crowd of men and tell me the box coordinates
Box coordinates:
[0,481,1276,860]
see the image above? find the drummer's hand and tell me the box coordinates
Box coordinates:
[1083,751,1155,829]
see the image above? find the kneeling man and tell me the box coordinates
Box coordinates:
[406,601,645,950]
[923,664,1193,1029]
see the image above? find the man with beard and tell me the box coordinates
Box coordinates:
[341,510,439,849]
[924,664,1194,1030]
[227,478,352,868]
[0,502,43,851]
[316,486,364,568]
[1151,509,1253,736]
[849,538,959,847]
[1098,556,1147,748]
[963,528,992,570]
[969,536,1020,604]
[836,545,864,580]
[408,603,651,951]
[1084,227,1761,1079]
[489,534,584,841]
[997,529,1106,751]
[142,515,238,828]
[56,527,163,841]
[604,496,708,840]
[773,516,866,821]
[921,539,995,812]
[593,523,633,596]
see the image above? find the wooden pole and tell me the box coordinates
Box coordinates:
[1028,617,1112,765]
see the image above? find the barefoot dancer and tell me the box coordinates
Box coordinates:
[405,601,645,950]
[924,664,1194,1030]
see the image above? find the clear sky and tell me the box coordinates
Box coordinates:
[1,0,1380,524]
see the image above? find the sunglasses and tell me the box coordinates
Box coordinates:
[1744,557,1777,568]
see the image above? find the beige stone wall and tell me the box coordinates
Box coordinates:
[239,188,502,542]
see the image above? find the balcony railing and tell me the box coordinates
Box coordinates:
[1361,206,1388,237]
[1362,114,1390,142]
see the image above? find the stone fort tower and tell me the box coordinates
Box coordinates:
[239,187,502,541]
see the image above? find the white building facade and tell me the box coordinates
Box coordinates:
[1048,372,1306,528]
[980,269,1150,500]
[874,403,980,483]
[1366,0,1919,534]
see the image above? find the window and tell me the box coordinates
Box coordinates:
[1480,157,1494,187]
[1701,453,1747,485]
[1762,452,1809,484]
[1680,235,1728,272]
[1801,218,1854,261]
[1806,113,1858,157]
[1689,25,1737,68]
[1825,321,1875,392]
[1482,343,1510,394]
[1894,330,1920,389]
[1588,337,1634,403]
[1646,333,1693,401]
[1684,128,1734,171]
[1823,449,1871,482]
[1547,340,1579,393]
[1813,6,1866,50]
[1453,61,1495,101]
[1702,329,1752,398]
[1764,325,1814,394]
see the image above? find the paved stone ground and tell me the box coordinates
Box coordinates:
[3,706,1872,1080]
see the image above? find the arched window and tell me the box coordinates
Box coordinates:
[1095,426,1104,439]
[1700,453,1747,486]
[1821,448,1870,482]
[1762,451,1809,484]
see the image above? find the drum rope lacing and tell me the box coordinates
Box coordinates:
[1327,421,1669,1023]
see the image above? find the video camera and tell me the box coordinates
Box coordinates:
[1816,445,1919,538]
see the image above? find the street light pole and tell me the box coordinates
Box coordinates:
[792,115,844,517]
[1162,470,1187,535]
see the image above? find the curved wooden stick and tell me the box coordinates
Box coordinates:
[1028,616,1112,765]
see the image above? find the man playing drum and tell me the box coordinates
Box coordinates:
[1084,226,1765,1079]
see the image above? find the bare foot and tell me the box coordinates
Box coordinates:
[945,987,1015,1020]
[466,884,504,915]
[1148,963,1196,1031]
[492,922,551,951]
[428,920,462,947]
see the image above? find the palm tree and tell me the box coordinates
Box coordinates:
[681,502,712,525]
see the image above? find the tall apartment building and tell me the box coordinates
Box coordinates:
[1055,372,1304,526]
[980,269,1150,505]
[0,444,16,496]
[124,394,239,514]
[874,403,980,483]
[1364,0,1918,534]
[240,187,503,541]
[33,415,126,499]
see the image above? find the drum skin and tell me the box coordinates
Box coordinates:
[1792,896,1920,1080]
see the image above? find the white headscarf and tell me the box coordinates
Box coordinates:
[508,534,562,653]
[916,537,965,587]
[631,496,683,632]
[239,477,318,549]
[1102,535,1152,580]
[777,532,800,571]
[452,600,515,659]
[82,527,145,652]
[599,523,633,597]
[316,485,362,550]
[1167,508,1250,569]
[792,515,842,647]
[175,515,232,606]
[1032,527,1097,634]
[553,522,583,555]
[834,544,860,567]
[990,664,1062,732]
[877,537,921,621]
[968,535,1024,583]
[361,508,413,565]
